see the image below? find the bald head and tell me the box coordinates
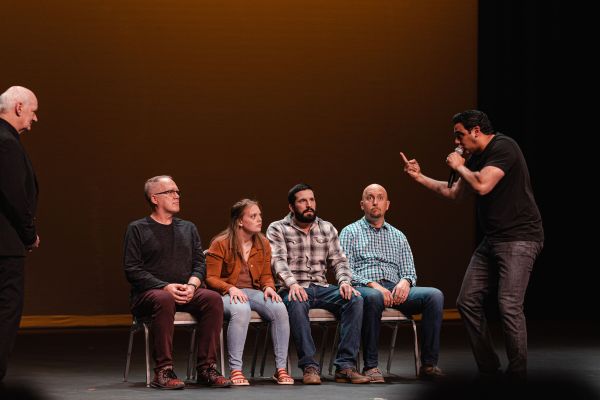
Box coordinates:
[0,86,39,133]
[360,183,390,226]
[362,184,388,200]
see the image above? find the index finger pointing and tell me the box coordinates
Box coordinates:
[399,152,410,165]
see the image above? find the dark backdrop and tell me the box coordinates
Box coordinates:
[2,1,479,316]
[478,1,592,320]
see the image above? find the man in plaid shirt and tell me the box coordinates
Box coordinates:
[339,184,444,382]
[267,183,369,385]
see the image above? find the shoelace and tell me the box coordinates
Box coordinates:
[204,367,221,380]
[305,366,320,375]
[161,368,179,380]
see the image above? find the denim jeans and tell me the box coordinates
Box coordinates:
[456,239,543,377]
[222,288,290,370]
[281,284,363,371]
[356,282,444,369]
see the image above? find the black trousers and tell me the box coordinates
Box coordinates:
[0,257,25,381]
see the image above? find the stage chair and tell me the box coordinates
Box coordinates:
[381,308,420,376]
[123,311,198,387]
[217,310,269,378]
[327,308,420,377]
[271,308,337,377]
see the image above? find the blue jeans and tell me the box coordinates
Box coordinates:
[281,284,363,371]
[456,239,543,377]
[222,288,290,370]
[357,282,443,369]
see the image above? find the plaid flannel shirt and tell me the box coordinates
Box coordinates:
[266,213,352,288]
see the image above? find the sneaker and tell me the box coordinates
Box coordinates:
[334,367,370,384]
[363,367,385,383]
[150,366,185,390]
[197,365,232,387]
[419,364,445,380]
[302,366,321,385]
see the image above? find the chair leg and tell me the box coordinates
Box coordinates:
[318,324,329,375]
[187,328,197,381]
[386,322,399,375]
[144,323,151,387]
[411,320,421,377]
[219,327,226,374]
[124,327,136,382]
[259,323,270,376]
[250,324,261,377]
[289,339,294,375]
[328,323,340,375]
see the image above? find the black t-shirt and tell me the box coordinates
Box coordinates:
[466,133,544,242]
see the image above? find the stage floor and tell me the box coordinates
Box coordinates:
[3,320,599,400]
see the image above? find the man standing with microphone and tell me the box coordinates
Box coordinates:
[400,110,543,381]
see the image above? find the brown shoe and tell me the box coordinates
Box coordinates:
[302,366,321,385]
[197,366,232,387]
[363,367,385,383]
[419,365,445,380]
[150,366,185,390]
[334,367,370,384]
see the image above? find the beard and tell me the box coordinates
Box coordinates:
[293,207,317,223]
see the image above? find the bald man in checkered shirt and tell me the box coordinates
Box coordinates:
[339,184,444,382]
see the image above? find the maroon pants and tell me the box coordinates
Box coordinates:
[131,288,223,370]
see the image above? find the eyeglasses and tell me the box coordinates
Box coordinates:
[153,190,181,197]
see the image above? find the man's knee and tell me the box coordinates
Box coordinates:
[191,288,223,311]
[498,295,523,318]
[456,291,473,314]
[360,288,385,313]
[203,289,224,308]
[150,290,177,313]
[341,294,363,320]
[427,288,444,309]
[286,300,310,318]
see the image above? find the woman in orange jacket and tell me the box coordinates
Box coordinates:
[206,199,293,386]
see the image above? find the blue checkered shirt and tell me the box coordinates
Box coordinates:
[266,213,352,288]
[339,217,417,287]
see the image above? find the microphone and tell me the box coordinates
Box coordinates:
[447,146,464,188]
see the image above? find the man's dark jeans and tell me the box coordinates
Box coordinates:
[457,239,543,378]
[282,284,363,371]
[357,282,444,369]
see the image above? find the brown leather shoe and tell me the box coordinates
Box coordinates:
[150,366,185,390]
[334,367,370,384]
[363,367,385,383]
[419,365,445,380]
[302,366,321,385]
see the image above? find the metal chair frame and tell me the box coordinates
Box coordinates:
[123,311,198,387]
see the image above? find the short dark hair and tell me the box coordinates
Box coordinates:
[288,183,313,205]
[452,110,494,134]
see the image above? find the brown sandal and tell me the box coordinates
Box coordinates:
[230,369,250,386]
[273,368,294,385]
